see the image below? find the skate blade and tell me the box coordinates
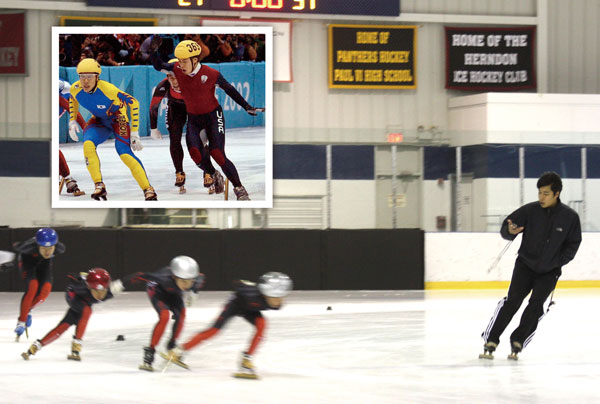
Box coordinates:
[232,372,259,380]
[478,353,494,359]
[158,352,189,369]
[21,352,30,360]
[507,354,519,361]
[139,364,154,372]
[67,354,81,361]
[179,186,186,194]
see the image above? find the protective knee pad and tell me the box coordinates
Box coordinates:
[210,149,226,166]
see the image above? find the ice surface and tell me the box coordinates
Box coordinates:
[58,127,266,205]
[1,289,599,404]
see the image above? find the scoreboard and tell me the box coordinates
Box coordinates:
[87,0,400,17]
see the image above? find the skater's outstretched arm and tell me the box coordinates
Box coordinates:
[216,74,263,115]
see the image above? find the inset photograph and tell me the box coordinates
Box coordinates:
[52,26,272,208]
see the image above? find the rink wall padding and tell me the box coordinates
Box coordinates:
[221,230,323,290]
[323,230,424,290]
[119,229,224,291]
[0,228,424,291]
[0,227,13,292]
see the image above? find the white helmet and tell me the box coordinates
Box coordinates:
[257,272,293,297]
[170,256,199,279]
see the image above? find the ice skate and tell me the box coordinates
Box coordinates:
[203,172,214,187]
[14,321,27,342]
[144,186,158,201]
[21,340,42,360]
[479,341,497,359]
[232,353,258,379]
[212,171,225,194]
[91,182,107,201]
[203,173,217,194]
[159,349,189,370]
[234,185,250,201]
[66,179,85,196]
[139,346,155,372]
[507,341,522,360]
[67,339,82,361]
[175,172,186,194]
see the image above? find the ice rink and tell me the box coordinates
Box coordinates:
[57,126,267,206]
[1,289,599,403]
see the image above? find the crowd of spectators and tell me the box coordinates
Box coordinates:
[59,33,265,67]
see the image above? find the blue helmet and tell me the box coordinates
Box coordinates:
[36,228,58,247]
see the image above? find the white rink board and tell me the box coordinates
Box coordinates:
[426,232,600,282]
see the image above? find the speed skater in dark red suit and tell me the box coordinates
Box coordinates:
[110,255,205,371]
[149,71,215,194]
[13,228,66,341]
[166,272,292,379]
[152,39,264,200]
[21,268,113,361]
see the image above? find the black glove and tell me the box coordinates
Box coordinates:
[167,339,176,351]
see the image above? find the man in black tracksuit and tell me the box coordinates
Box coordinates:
[481,172,582,358]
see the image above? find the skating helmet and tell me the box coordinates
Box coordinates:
[35,228,58,247]
[257,272,293,298]
[174,40,202,60]
[76,58,102,75]
[170,256,200,279]
[86,268,111,290]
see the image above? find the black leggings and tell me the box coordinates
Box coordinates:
[186,106,243,187]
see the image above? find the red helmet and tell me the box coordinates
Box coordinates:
[86,268,111,290]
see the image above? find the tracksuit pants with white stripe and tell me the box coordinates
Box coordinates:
[483,258,561,348]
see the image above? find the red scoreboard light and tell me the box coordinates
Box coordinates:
[87,0,400,16]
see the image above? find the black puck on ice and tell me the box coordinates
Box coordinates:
[116,334,125,341]
[326,306,332,311]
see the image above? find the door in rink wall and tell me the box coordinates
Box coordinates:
[375,146,422,228]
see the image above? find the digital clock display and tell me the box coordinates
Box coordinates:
[86,0,400,17]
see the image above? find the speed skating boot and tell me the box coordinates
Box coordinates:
[91,182,107,201]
